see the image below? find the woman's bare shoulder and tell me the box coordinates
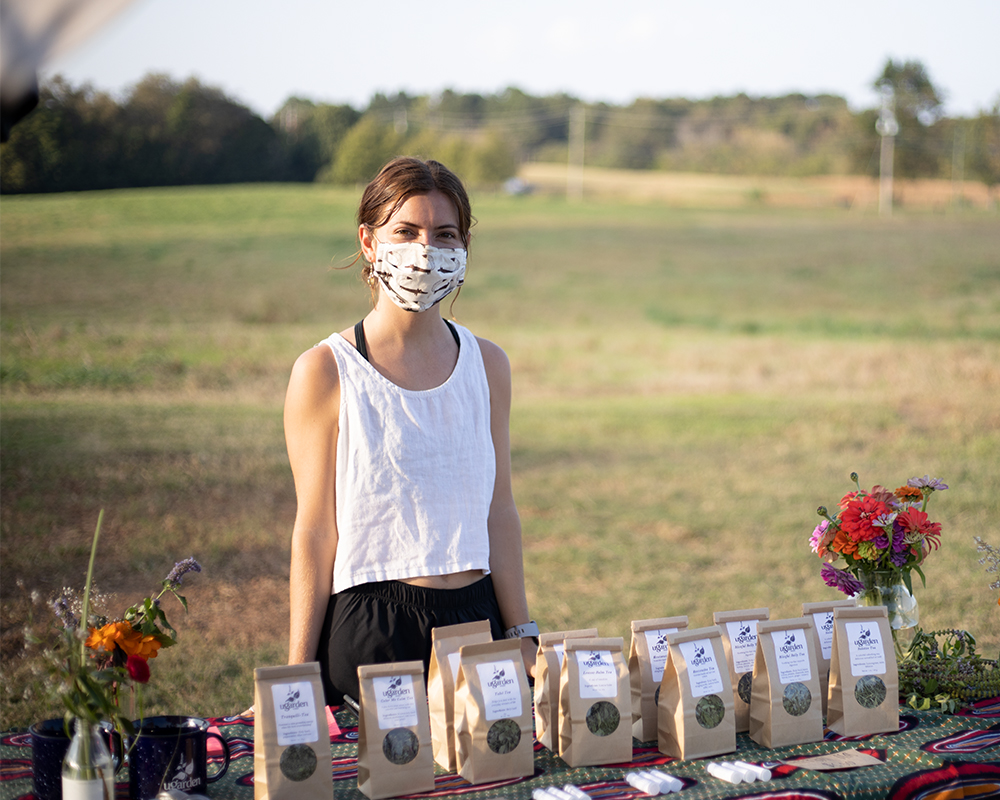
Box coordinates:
[287,339,341,409]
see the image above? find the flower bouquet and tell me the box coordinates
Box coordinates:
[30,510,200,797]
[809,473,947,655]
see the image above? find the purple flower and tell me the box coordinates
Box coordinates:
[164,558,202,589]
[890,549,909,567]
[873,533,890,550]
[821,563,865,596]
[907,475,948,491]
[50,591,78,630]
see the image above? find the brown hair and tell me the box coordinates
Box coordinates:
[357,157,474,291]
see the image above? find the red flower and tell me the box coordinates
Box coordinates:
[840,495,893,542]
[897,508,942,551]
[126,654,151,684]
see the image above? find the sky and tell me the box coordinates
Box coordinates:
[42,0,1000,120]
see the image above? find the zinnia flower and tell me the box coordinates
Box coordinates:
[907,475,949,492]
[119,627,162,659]
[126,654,150,683]
[809,520,836,556]
[86,620,134,653]
[894,485,923,504]
[840,495,893,542]
[897,508,942,552]
[821,563,864,596]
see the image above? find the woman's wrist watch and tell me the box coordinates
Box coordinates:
[503,620,539,640]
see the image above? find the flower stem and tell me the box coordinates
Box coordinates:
[78,510,105,675]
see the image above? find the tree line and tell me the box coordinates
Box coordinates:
[1,60,997,195]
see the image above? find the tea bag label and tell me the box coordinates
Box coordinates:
[270,681,319,745]
[373,674,419,729]
[475,659,522,720]
[844,621,887,676]
[772,628,812,684]
[448,651,462,682]
[724,620,760,673]
[575,650,617,699]
[643,628,678,682]
[678,638,724,696]
[812,611,836,660]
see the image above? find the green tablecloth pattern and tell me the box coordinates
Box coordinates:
[3,698,997,799]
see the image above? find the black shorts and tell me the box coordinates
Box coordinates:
[315,574,504,706]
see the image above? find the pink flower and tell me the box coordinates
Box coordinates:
[126,654,150,684]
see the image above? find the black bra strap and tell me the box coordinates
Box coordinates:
[353,320,369,362]
[352,319,460,364]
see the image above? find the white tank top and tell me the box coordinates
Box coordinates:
[321,323,495,593]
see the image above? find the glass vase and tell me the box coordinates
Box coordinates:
[61,720,115,800]
[855,570,919,630]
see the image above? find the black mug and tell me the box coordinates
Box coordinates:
[128,715,230,800]
[29,718,122,800]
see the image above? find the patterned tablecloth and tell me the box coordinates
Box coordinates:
[3,698,998,800]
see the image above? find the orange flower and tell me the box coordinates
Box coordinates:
[831,529,859,557]
[86,620,134,653]
[894,485,923,503]
[118,626,162,660]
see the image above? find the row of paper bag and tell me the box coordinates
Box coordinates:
[252,596,897,799]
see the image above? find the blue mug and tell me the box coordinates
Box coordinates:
[29,718,122,800]
[128,715,230,800]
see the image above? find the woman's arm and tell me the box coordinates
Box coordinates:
[284,344,341,665]
[478,337,536,676]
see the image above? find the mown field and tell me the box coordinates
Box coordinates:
[2,177,999,729]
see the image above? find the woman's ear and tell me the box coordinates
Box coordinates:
[358,224,377,263]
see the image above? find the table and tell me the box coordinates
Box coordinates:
[3,698,998,800]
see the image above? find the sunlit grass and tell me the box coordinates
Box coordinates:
[2,183,999,729]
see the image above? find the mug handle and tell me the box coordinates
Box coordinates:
[206,733,231,782]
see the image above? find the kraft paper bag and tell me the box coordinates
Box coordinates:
[656,625,736,760]
[356,661,434,799]
[826,606,899,737]
[712,608,769,733]
[454,639,534,785]
[427,620,493,771]
[628,616,689,742]
[558,637,632,768]
[534,628,598,751]
[253,662,330,800]
[802,598,856,717]
[749,618,824,748]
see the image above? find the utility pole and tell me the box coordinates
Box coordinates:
[876,87,898,217]
[568,104,585,202]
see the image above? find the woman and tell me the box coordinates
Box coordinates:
[284,157,536,705]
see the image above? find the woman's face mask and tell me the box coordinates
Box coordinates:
[373,241,467,312]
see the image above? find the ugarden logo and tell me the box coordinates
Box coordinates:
[585,651,609,667]
[779,631,805,655]
[651,634,670,653]
[379,675,413,700]
[853,626,878,649]
[733,623,756,646]
[689,643,713,667]
[487,665,516,689]
[279,688,309,712]
[164,755,200,792]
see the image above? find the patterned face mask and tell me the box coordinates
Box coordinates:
[373,241,467,312]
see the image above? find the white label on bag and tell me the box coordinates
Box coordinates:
[553,643,566,666]
[678,638,724,696]
[772,629,812,684]
[373,674,419,729]
[271,681,319,745]
[476,659,522,720]
[845,621,887,676]
[812,611,836,660]
[643,628,678,682]
[576,650,617,699]
[448,651,462,682]
[725,620,760,673]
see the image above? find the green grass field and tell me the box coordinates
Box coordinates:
[2,181,999,729]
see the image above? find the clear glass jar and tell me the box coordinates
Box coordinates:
[61,720,115,800]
